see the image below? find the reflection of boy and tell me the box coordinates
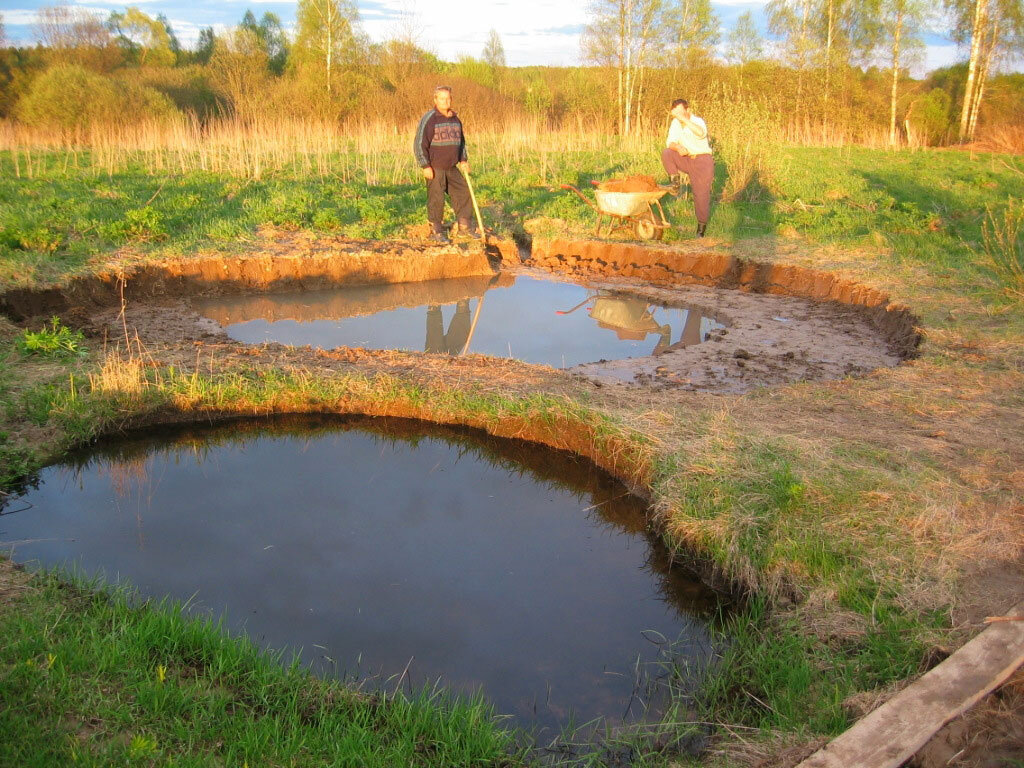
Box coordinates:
[425,300,472,354]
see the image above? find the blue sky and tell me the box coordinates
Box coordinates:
[0,0,966,74]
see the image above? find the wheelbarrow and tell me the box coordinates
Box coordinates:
[560,183,672,240]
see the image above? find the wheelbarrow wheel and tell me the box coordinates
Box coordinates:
[635,210,663,241]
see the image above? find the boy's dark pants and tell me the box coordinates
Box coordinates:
[661,148,714,225]
[427,166,473,232]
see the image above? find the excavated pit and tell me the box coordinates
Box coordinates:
[0,234,920,394]
[1,414,725,734]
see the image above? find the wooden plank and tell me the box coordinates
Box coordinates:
[796,601,1024,768]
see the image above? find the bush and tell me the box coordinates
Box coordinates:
[16,64,180,131]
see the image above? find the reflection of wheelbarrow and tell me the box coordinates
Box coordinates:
[556,292,672,352]
[560,183,671,240]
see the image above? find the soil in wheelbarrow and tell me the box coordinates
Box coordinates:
[597,175,661,193]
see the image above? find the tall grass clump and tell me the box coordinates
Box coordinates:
[980,199,1024,300]
[701,86,784,202]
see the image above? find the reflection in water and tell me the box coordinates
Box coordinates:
[1,416,725,735]
[558,292,710,356]
[194,276,727,368]
[426,300,472,355]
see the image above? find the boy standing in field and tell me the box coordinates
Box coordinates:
[414,86,479,243]
[661,99,714,237]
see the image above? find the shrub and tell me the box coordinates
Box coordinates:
[907,89,952,146]
[16,64,179,131]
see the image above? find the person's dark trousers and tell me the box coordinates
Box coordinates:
[426,166,473,232]
[661,148,714,226]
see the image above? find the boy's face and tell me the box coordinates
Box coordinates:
[434,90,453,113]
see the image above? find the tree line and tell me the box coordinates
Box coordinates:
[0,1,1021,146]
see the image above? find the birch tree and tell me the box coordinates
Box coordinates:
[292,0,361,97]
[108,7,176,67]
[662,0,720,70]
[581,0,664,135]
[947,0,1024,140]
[874,0,928,145]
[727,11,765,67]
[766,0,816,118]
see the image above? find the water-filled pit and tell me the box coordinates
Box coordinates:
[0,416,723,734]
[178,268,906,392]
[192,274,727,368]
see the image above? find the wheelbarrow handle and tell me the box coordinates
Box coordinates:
[560,184,598,212]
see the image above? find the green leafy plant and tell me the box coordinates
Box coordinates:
[16,317,87,359]
[99,207,168,244]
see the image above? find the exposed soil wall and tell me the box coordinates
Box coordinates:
[0,238,508,323]
[529,238,921,359]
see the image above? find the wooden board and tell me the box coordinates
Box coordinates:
[796,601,1024,768]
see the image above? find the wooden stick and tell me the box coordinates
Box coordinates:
[462,166,487,245]
[985,616,1024,623]
[460,294,486,356]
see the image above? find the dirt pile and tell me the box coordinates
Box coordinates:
[597,175,660,193]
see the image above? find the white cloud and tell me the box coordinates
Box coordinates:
[358,0,586,65]
[0,10,42,26]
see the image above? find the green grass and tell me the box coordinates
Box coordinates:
[3,146,1022,300]
[0,569,520,768]
[1,143,1022,763]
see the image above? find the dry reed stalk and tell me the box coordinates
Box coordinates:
[89,351,147,395]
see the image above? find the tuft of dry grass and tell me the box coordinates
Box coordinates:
[979,200,1024,301]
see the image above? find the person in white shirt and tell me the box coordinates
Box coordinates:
[661,99,714,237]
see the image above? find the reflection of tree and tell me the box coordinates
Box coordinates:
[57,414,724,617]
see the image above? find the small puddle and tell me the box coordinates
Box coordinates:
[192,275,726,368]
[1,416,724,734]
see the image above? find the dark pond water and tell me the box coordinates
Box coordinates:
[192,274,727,368]
[0,416,723,733]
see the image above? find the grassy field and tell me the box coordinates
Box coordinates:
[1,135,1022,765]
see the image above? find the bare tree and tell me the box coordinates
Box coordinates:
[33,5,121,71]
[582,0,664,135]
[0,13,6,48]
